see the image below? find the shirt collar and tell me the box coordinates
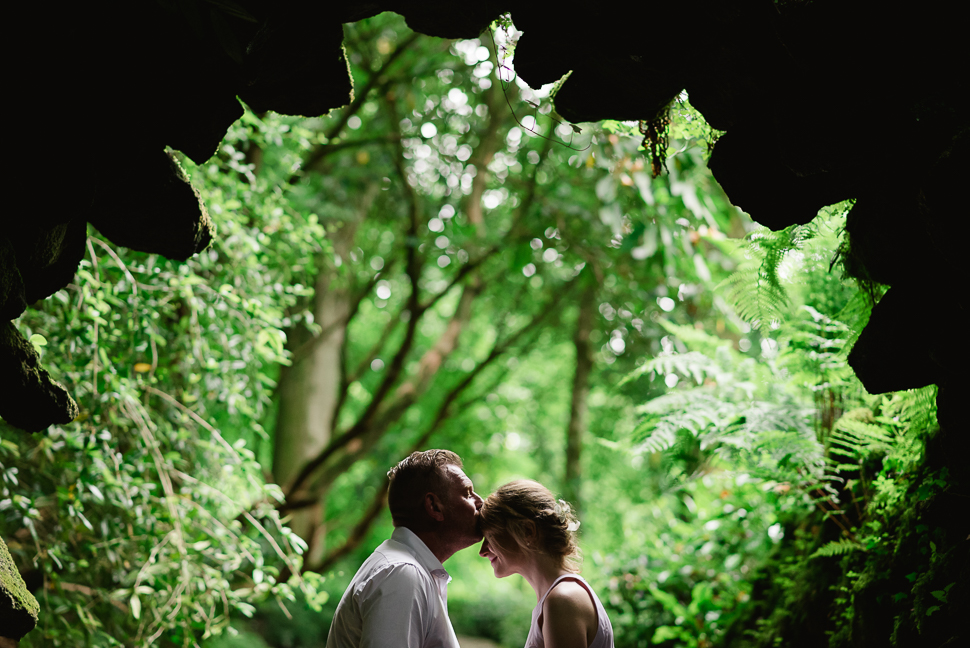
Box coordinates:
[391,526,450,581]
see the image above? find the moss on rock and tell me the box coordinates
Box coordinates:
[0,320,78,432]
[0,536,38,640]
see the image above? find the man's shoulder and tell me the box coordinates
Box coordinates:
[369,538,422,568]
[350,541,430,589]
[350,556,438,606]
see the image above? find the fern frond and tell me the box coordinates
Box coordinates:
[657,319,734,356]
[886,386,939,437]
[824,460,868,473]
[633,418,681,454]
[620,335,730,386]
[828,416,895,459]
[799,305,852,340]
[811,538,864,559]
[834,290,873,355]
[635,383,820,479]
[837,418,895,443]
[635,385,717,416]
[734,399,814,439]
[733,427,826,480]
[721,266,790,329]
[634,389,748,453]
[718,224,817,329]
[645,352,720,387]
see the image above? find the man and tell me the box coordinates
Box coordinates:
[326,449,484,648]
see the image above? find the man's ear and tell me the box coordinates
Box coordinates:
[424,492,446,522]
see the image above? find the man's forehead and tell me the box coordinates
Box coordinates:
[442,464,473,488]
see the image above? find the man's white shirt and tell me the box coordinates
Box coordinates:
[326,526,461,648]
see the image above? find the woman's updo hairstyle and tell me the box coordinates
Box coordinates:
[480,480,582,573]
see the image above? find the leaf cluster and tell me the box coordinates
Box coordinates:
[1,120,329,642]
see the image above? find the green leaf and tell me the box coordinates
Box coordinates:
[649,585,689,617]
[810,538,864,559]
[931,584,955,603]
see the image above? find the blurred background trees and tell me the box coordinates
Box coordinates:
[2,12,961,648]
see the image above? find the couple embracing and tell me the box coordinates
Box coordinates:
[327,449,614,648]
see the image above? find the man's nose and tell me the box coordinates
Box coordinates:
[473,492,483,509]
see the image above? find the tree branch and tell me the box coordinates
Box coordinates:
[288,255,395,369]
[281,285,572,516]
[301,281,479,499]
[464,82,503,236]
[284,94,425,502]
[565,274,597,507]
[311,480,389,572]
[336,301,408,418]
[302,134,402,161]
[281,54,557,513]
[289,32,421,183]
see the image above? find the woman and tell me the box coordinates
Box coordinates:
[479,480,614,648]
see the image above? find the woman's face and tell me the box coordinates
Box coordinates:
[479,531,528,578]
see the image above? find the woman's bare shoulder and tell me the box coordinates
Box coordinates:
[544,580,596,621]
[542,579,597,648]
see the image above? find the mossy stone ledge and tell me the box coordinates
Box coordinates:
[0,536,38,640]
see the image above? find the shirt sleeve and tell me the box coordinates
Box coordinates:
[356,562,435,648]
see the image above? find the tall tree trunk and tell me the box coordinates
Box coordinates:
[564,277,596,509]
[272,185,376,563]
[272,282,349,562]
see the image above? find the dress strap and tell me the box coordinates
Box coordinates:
[540,574,591,602]
[538,574,600,636]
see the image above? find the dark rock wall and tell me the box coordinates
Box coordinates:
[2,0,967,431]
[0,0,356,431]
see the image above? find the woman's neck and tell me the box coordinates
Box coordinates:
[520,551,572,602]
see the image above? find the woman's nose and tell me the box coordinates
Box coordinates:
[479,538,489,556]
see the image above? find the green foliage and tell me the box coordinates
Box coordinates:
[597,200,965,648]
[726,383,953,648]
[449,586,533,647]
[719,202,853,330]
[597,467,790,648]
[234,7,749,576]
[1,108,329,643]
[720,224,811,329]
[5,10,961,648]
[598,278,833,646]
[631,334,814,458]
[641,200,966,648]
[178,12,759,647]
[811,538,864,559]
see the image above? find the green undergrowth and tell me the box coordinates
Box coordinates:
[602,208,966,647]
[721,387,967,648]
